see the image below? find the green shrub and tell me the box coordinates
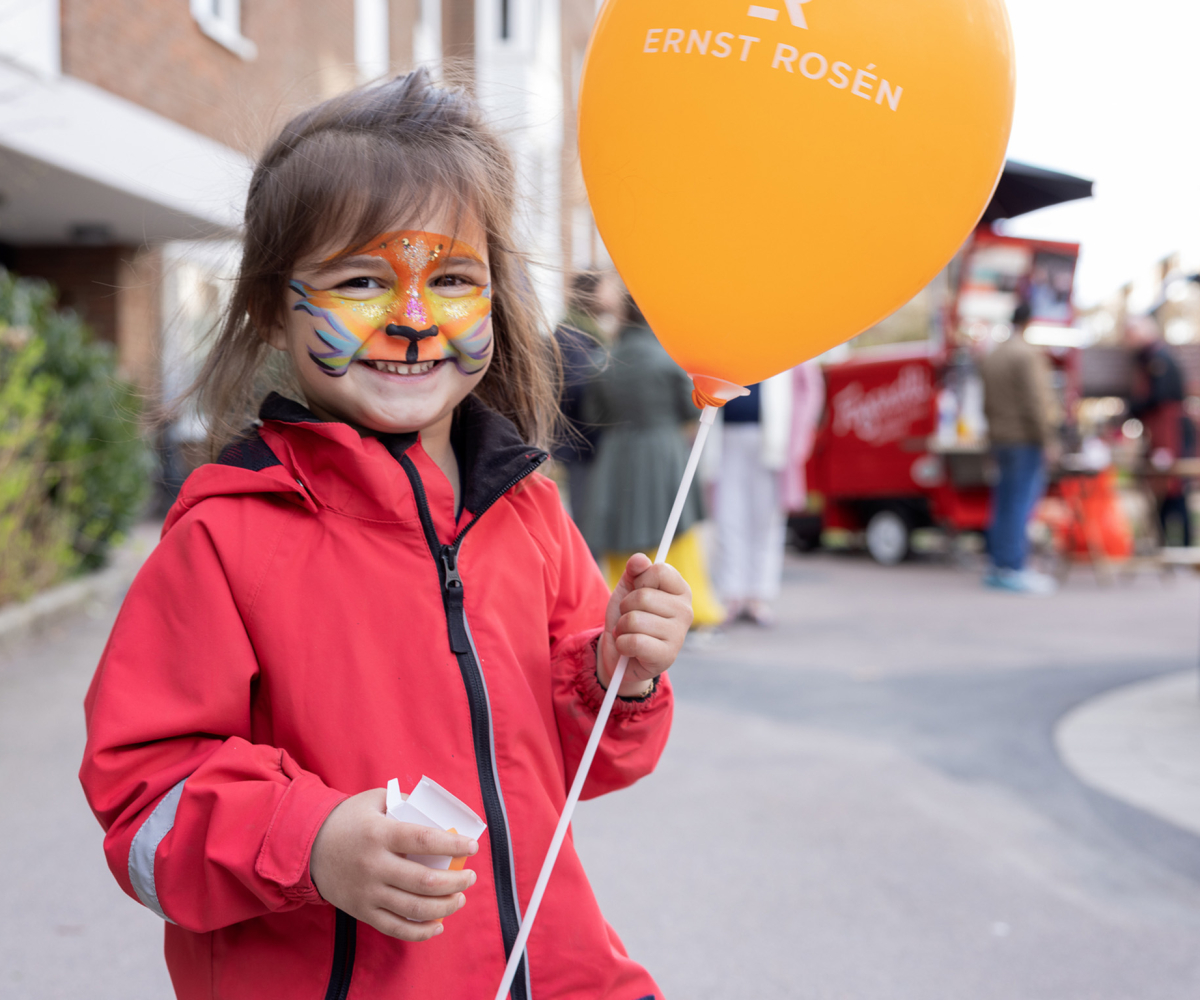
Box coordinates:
[0,268,152,604]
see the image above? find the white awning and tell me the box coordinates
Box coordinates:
[0,59,251,245]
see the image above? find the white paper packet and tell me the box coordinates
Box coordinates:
[386,775,487,870]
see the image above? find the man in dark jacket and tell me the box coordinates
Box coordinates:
[979,302,1060,593]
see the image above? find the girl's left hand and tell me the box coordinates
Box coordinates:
[598,553,693,698]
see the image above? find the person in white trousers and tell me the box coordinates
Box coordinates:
[713,369,795,625]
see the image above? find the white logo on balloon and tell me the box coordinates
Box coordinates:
[747,0,813,28]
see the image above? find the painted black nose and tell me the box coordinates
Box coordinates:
[385,324,439,363]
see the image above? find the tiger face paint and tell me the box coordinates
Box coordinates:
[288,230,493,378]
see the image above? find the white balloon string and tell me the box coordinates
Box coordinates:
[492,405,717,1000]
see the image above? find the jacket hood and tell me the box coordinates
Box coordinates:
[166,393,546,533]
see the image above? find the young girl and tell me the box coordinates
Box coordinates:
[80,70,691,1000]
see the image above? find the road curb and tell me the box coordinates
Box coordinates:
[1056,669,1200,838]
[0,522,160,653]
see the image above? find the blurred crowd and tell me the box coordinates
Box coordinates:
[553,275,1200,610]
[550,273,823,630]
[977,303,1194,593]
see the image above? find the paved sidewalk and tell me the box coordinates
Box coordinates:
[1,595,172,999]
[0,523,160,652]
[1057,670,1200,836]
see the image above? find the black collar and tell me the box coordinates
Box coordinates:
[255,392,547,517]
[446,395,548,517]
[259,392,327,424]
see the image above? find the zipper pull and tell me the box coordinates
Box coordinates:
[440,545,470,655]
[440,546,463,591]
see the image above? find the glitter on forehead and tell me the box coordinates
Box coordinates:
[397,235,443,267]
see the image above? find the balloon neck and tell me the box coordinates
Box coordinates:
[689,374,750,411]
[692,387,729,410]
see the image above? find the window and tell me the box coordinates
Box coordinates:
[190,0,257,60]
[354,0,390,82]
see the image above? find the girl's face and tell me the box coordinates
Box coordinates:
[270,210,493,436]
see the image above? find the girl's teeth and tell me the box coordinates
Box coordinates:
[368,360,436,375]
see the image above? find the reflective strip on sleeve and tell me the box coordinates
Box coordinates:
[127,777,187,922]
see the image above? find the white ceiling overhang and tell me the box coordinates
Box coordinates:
[0,58,251,245]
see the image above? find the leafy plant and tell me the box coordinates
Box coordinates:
[0,268,151,604]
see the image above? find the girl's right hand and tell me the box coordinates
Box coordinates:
[310,788,479,941]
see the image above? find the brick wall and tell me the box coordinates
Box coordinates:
[15,245,123,345]
[61,0,420,155]
[11,245,161,389]
[114,246,161,389]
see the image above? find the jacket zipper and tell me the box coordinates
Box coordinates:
[322,908,356,1000]
[400,454,544,1000]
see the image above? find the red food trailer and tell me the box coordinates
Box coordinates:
[793,162,1093,564]
[802,345,990,563]
[799,341,1082,563]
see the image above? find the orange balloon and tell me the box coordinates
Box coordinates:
[579,0,1014,388]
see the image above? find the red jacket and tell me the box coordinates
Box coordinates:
[80,394,672,1000]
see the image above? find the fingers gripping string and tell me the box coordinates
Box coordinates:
[492,403,721,1000]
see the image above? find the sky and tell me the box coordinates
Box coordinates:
[1000,0,1200,307]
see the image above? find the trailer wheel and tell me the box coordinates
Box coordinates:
[865,509,909,566]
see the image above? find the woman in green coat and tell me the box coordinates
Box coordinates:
[581,298,724,627]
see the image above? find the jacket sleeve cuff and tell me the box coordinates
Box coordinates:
[566,628,664,720]
[254,764,348,905]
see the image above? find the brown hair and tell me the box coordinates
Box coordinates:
[191,68,559,455]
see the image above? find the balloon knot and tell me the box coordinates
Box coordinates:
[692,387,728,410]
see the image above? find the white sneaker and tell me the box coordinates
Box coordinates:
[987,567,1056,595]
[1017,569,1058,594]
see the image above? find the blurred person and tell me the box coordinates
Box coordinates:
[1128,314,1194,545]
[552,271,608,527]
[582,293,725,627]
[979,301,1061,593]
[775,359,825,554]
[713,370,793,625]
[782,360,826,514]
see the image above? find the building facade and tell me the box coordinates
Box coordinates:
[1,0,599,410]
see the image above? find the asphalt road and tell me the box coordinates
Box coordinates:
[3,550,1200,998]
[575,554,1200,1000]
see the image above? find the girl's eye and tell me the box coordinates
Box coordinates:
[338,276,387,290]
[430,273,478,290]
